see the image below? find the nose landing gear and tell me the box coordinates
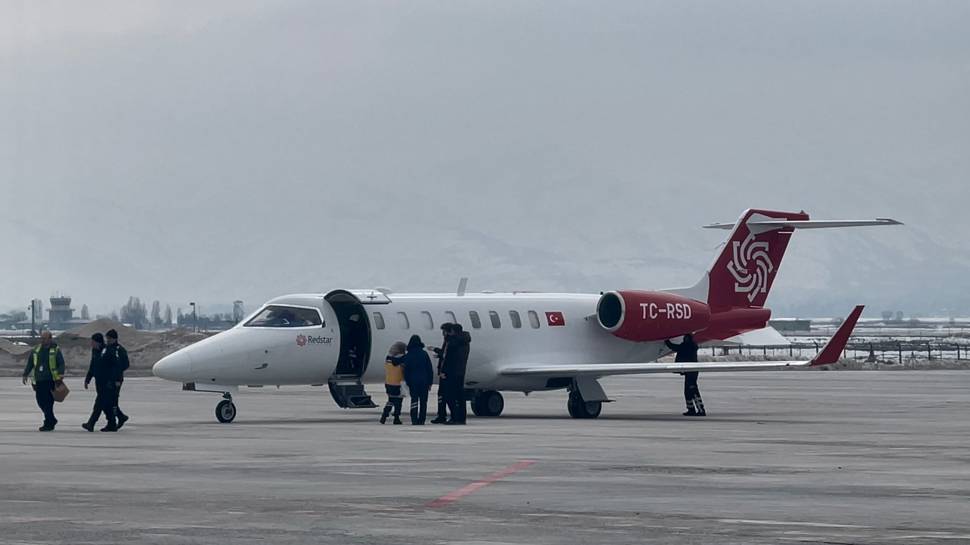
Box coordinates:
[216,394,237,423]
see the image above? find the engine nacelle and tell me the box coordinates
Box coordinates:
[596,290,711,342]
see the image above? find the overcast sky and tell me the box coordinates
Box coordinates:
[2,1,968,318]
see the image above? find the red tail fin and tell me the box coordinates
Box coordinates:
[706,209,809,310]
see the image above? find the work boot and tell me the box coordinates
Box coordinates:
[682,408,697,416]
[39,425,54,432]
[692,396,706,416]
[116,414,129,430]
[82,422,95,432]
[100,425,118,432]
[393,417,402,425]
[430,417,447,424]
[380,406,391,424]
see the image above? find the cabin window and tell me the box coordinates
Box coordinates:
[469,311,482,329]
[509,310,522,329]
[373,312,386,330]
[244,305,322,328]
[444,311,458,327]
[528,310,541,329]
[489,310,502,329]
[420,311,434,330]
[397,312,410,329]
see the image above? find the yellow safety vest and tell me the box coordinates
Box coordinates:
[31,345,62,384]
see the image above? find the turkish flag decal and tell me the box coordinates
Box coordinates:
[546,311,565,327]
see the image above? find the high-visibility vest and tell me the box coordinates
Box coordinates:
[31,345,61,384]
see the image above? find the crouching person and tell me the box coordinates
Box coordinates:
[380,342,406,425]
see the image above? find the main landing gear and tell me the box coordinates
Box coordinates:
[471,390,505,417]
[567,390,602,419]
[216,393,237,424]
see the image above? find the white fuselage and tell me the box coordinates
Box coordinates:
[153,291,667,393]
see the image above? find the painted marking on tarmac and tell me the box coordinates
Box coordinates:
[719,519,872,529]
[428,460,536,508]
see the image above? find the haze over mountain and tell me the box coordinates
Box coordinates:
[2,1,968,318]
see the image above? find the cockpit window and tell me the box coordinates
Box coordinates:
[244,305,323,328]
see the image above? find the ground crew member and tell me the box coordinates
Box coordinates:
[103,329,130,429]
[400,334,435,425]
[83,333,119,432]
[665,333,705,416]
[21,330,66,431]
[442,324,471,425]
[380,342,406,425]
[430,323,453,424]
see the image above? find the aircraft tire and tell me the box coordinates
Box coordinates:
[567,392,601,419]
[216,400,237,423]
[472,391,504,417]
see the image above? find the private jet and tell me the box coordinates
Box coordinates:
[153,208,900,423]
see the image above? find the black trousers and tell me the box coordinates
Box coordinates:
[445,377,467,423]
[683,371,701,402]
[435,379,450,419]
[382,384,403,418]
[115,381,127,420]
[34,380,56,427]
[87,381,118,427]
[409,387,429,424]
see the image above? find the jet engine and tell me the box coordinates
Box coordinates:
[596,290,711,342]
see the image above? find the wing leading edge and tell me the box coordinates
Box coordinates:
[499,305,864,378]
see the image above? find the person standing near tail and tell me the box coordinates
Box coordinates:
[21,330,66,431]
[380,342,406,425]
[83,333,118,432]
[665,333,705,416]
[401,335,435,425]
[103,329,130,429]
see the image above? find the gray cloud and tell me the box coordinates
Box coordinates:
[2,1,968,317]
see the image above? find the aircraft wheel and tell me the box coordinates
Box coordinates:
[567,391,601,419]
[472,391,504,417]
[216,400,237,423]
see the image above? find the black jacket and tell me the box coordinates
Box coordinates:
[441,332,471,379]
[102,344,130,382]
[665,337,699,363]
[401,349,435,391]
[85,347,115,384]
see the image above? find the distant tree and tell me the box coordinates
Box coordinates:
[120,296,148,329]
[895,311,904,322]
[177,308,184,326]
[110,310,120,322]
[80,304,90,320]
[150,300,162,329]
[881,310,893,322]
[9,310,28,322]
[233,300,245,323]
[164,305,173,327]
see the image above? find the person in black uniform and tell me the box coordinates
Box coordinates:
[442,324,471,425]
[103,329,130,429]
[82,333,119,432]
[430,323,454,424]
[401,334,435,425]
[21,330,66,431]
[665,333,705,416]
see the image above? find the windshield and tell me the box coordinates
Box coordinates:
[244,305,323,328]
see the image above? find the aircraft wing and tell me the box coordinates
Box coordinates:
[500,305,863,378]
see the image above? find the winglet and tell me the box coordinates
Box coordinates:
[810,305,865,366]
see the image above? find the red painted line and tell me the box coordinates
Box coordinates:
[427,460,536,508]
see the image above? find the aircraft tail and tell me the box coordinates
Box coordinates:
[668,208,901,312]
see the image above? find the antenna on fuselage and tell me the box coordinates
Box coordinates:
[457,277,468,297]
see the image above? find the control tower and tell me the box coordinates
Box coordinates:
[48,295,74,330]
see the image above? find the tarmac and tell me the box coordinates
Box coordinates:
[1,371,968,545]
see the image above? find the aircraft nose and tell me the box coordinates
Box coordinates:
[153,350,193,381]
